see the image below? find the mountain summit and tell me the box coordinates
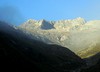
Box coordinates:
[19,17,100,58]
[20,17,86,30]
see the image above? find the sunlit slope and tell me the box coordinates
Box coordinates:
[19,18,100,58]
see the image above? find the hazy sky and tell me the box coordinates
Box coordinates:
[0,0,100,25]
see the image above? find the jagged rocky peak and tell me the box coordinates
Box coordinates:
[20,17,86,30]
[20,19,42,29]
[74,17,86,22]
[66,17,86,25]
[54,17,86,24]
[20,19,55,30]
[72,17,86,24]
[27,19,37,24]
[53,17,86,29]
[39,19,54,30]
[39,19,46,23]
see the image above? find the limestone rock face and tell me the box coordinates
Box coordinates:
[19,17,100,58]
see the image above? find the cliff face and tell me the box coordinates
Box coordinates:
[19,18,100,58]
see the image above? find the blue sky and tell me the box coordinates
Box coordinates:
[0,0,100,25]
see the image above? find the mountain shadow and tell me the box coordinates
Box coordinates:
[81,53,100,72]
[41,20,54,30]
[0,21,86,72]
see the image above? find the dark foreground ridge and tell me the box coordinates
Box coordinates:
[81,53,100,72]
[0,21,86,72]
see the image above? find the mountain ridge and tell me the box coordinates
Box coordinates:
[0,21,86,72]
[19,17,100,58]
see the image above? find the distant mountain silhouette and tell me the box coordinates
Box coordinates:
[0,21,86,72]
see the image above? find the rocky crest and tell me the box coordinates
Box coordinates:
[19,17,100,58]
